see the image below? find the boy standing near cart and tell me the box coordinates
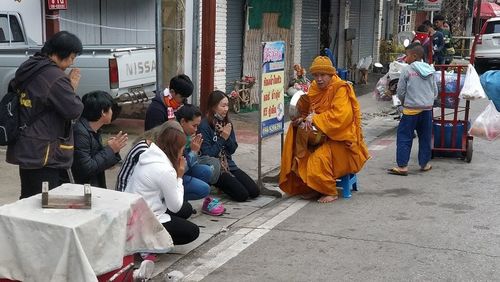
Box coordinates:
[388,43,438,176]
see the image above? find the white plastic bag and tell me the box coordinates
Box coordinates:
[459,64,487,100]
[392,95,402,107]
[469,101,500,141]
[388,61,408,80]
[373,73,390,101]
[357,56,372,70]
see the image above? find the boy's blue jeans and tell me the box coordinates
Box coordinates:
[396,110,432,168]
[183,164,212,201]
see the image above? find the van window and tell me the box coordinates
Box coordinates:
[485,21,500,34]
[0,15,8,42]
[0,14,24,43]
[9,15,24,42]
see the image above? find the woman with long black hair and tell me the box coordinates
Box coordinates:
[197,90,260,202]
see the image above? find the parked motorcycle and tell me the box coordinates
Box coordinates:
[373,58,408,119]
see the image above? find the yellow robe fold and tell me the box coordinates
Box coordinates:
[279,76,370,196]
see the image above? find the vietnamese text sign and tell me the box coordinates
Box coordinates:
[261,41,285,138]
[48,0,68,10]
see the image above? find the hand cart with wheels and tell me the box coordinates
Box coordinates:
[432,64,473,163]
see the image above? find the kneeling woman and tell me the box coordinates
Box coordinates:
[125,121,199,245]
[198,90,260,202]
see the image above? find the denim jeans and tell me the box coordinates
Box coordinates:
[396,110,432,168]
[183,164,212,201]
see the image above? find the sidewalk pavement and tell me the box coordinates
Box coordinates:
[0,73,395,277]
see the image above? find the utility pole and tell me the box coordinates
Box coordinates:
[45,4,60,38]
[200,0,216,113]
[155,0,163,96]
[475,0,482,35]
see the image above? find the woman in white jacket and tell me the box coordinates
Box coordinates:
[125,121,199,245]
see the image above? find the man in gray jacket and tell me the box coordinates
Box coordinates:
[388,42,438,176]
[6,31,84,198]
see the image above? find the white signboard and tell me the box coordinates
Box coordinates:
[423,0,443,11]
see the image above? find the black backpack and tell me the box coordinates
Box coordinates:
[0,81,23,146]
[0,66,48,146]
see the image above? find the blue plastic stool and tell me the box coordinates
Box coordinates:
[336,174,358,198]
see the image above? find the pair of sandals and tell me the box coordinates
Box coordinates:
[387,164,432,176]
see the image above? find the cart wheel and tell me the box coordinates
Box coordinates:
[232,99,240,114]
[464,139,473,163]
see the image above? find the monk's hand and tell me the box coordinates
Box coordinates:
[190,133,203,153]
[220,123,232,140]
[292,117,304,127]
[304,113,314,130]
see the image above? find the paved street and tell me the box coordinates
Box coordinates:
[156,95,500,280]
[2,77,499,281]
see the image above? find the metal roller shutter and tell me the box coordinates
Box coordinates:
[358,0,375,60]
[330,0,340,65]
[226,0,245,93]
[349,0,361,66]
[301,0,320,73]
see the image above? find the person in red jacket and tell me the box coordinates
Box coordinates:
[413,24,432,64]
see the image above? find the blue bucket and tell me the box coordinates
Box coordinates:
[337,68,348,80]
[433,122,465,149]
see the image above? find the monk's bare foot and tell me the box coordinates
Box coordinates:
[300,191,321,200]
[317,195,338,203]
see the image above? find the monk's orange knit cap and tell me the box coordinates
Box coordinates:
[309,56,336,75]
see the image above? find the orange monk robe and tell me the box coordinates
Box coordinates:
[279,76,370,196]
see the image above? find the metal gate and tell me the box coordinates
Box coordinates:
[301,0,320,72]
[226,0,246,93]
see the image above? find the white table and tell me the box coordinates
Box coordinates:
[0,184,173,282]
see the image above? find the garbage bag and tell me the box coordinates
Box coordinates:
[480,70,500,112]
[433,71,465,108]
[469,101,500,141]
[434,71,465,93]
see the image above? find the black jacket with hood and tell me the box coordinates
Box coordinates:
[144,91,168,131]
[71,118,121,188]
[6,54,84,169]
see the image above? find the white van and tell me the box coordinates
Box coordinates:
[0,9,157,103]
[474,17,500,73]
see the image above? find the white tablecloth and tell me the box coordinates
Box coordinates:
[0,184,173,282]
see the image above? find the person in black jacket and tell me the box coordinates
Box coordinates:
[6,31,84,199]
[144,74,194,130]
[71,91,127,188]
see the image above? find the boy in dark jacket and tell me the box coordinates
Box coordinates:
[144,74,194,130]
[6,31,84,199]
[423,20,445,65]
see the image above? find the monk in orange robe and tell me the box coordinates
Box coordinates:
[279,56,370,203]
